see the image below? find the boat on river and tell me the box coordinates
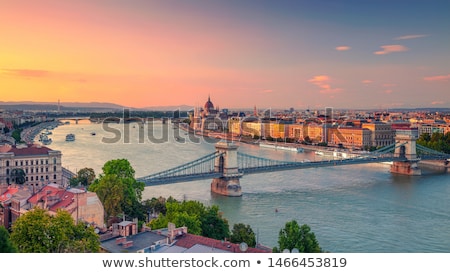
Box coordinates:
[259,143,304,153]
[65,133,75,141]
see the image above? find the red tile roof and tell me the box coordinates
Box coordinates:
[174,233,271,253]
[28,185,75,212]
[0,187,19,202]
[0,144,53,156]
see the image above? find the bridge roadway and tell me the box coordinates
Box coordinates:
[137,155,398,186]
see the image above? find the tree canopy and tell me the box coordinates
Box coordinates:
[149,199,230,240]
[417,132,450,154]
[273,220,321,253]
[89,159,145,223]
[70,167,96,187]
[10,208,100,253]
[0,226,17,253]
[10,168,26,185]
[230,223,256,247]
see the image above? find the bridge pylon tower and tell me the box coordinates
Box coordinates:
[390,130,421,175]
[211,140,243,196]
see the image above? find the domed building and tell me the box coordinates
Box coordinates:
[204,96,215,114]
[191,95,225,132]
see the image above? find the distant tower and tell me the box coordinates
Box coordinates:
[253,105,257,117]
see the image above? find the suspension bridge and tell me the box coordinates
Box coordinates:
[137,131,450,196]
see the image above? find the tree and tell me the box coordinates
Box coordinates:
[89,159,145,223]
[148,199,229,239]
[10,207,100,253]
[273,220,321,253]
[71,167,96,187]
[200,205,230,240]
[230,223,256,247]
[91,174,125,221]
[10,168,26,185]
[0,226,17,253]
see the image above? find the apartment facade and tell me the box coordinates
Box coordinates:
[0,143,63,187]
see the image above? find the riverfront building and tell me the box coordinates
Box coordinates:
[0,143,63,186]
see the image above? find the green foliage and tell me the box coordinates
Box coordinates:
[10,208,100,253]
[417,132,450,153]
[10,168,26,184]
[11,129,22,143]
[142,196,168,218]
[230,223,256,247]
[200,205,230,240]
[0,226,17,253]
[89,159,145,223]
[70,167,96,187]
[273,220,321,253]
[149,199,229,240]
[90,174,125,221]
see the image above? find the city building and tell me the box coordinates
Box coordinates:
[100,222,271,253]
[362,122,394,147]
[0,183,104,229]
[190,96,229,132]
[0,143,63,187]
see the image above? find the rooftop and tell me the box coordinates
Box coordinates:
[0,143,55,156]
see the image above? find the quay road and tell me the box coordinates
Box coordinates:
[20,120,61,144]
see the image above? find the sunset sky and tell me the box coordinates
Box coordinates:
[1,0,450,110]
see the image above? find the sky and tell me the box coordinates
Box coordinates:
[1,0,450,110]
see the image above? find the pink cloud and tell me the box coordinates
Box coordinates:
[308,75,342,94]
[374,45,408,55]
[423,74,450,82]
[261,89,274,93]
[384,89,393,94]
[394,34,428,40]
[335,46,351,51]
[362,80,372,84]
[431,101,445,105]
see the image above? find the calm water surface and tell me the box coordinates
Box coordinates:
[46,120,450,253]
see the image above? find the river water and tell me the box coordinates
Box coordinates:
[44,120,450,253]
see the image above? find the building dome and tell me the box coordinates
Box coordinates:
[204,95,214,111]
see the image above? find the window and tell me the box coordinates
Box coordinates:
[53,174,57,180]
[53,166,56,172]
[6,161,9,167]
[53,158,56,164]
